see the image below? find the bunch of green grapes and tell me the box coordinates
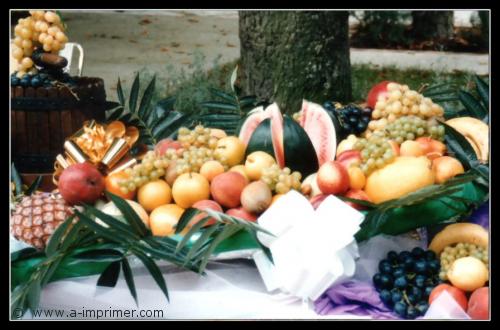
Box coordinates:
[177,125,219,149]
[175,146,228,175]
[353,132,396,175]
[261,164,302,194]
[439,243,489,281]
[382,116,446,144]
[12,10,68,77]
[118,150,173,194]
[367,82,444,134]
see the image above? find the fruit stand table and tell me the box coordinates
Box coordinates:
[15,234,422,320]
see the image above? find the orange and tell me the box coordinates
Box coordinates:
[172,173,210,208]
[150,204,185,236]
[105,171,136,200]
[137,180,172,212]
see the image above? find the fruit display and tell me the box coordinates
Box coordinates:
[373,248,442,319]
[58,163,105,205]
[240,181,273,214]
[10,192,74,249]
[261,164,302,194]
[467,287,489,320]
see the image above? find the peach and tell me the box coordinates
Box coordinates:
[226,207,258,222]
[154,138,182,156]
[467,287,489,320]
[191,199,223,227]
[200,160,225,182]
[336,150,362,170]
[432,156,465,184]
[316,161,350,195]
[210,172,247,208]
[400,140,425,157]
[229,165,250,183]
[416,137,447,160]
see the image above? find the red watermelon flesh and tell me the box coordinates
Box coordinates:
[266,103,285,168]
[299,100,337,166]
[238,106,267,146]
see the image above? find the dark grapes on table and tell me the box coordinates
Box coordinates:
[372,248,441,319]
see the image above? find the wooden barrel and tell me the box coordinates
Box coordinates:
[11,77,107,174]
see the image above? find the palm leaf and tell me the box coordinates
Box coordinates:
[474,75,489,107]
[129,74,140,113]
[45,215,75,257]
[458,90,488,121]
[117,78,125,106]
[208,87,238,104]
[121,258,138,305]
[105,192,148,237]
[138,75,156,118]
[97,261,121,287]
[440,121,479,170]
[133,250,169,302]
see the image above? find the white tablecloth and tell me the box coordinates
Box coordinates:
[16,234,422,320]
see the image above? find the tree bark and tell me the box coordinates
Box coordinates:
[239,11,351,112]
[411,11,454,41]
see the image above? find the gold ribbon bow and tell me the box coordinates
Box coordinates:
[53,120,140,185]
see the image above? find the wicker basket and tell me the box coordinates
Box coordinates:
[11,77,107,173]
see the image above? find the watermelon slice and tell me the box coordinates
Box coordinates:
[299,100,337,166]
[238,106,266,146]
[265,103,285,168]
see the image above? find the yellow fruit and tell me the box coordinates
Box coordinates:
[400,140,424,157]
[137,180,172,212]
[105,171,136,200]
[347,166,366,190]
[229,165,250,183]
[200,160,225,182]
[215,136,246,167]
[172,173,210,208]
[336,134,358,156]
[149,204,185,236]
[432,156,465,184]
[244,151,276,181]
[429,223,488,255]
[447,257,489,292]
[364,156,435,204]
[446,117,489,162]
[99,200,149,228]
[209,128,227,139]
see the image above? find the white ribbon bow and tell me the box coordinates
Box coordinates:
[253,190,364,301]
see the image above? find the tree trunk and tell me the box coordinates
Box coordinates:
[239,11,351,112]
[411,11,454,41]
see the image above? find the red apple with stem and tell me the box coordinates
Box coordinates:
[58,162,105,205]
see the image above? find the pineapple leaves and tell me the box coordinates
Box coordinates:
[11,163,23,196]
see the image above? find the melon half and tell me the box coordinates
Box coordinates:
[299,100,337,166]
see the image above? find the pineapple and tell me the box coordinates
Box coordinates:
[10,192,74,249]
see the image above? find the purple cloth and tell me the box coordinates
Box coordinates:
[470,201,489,230]
[314,280,399,319]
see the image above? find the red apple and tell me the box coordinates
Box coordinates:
[191,200,223,227]
[343,189,372,210]
[467,287,489,320]
[309,194,329,210]
[336,150,362,170]
[429,284,468,312]
[366,81,392,109]
[154,138,182,156]
[316,161,350,195]
[226,207,258,222]
[58,162,105,205]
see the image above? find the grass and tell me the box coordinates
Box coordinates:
[351,64,480,102]
[126,53,484,112]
